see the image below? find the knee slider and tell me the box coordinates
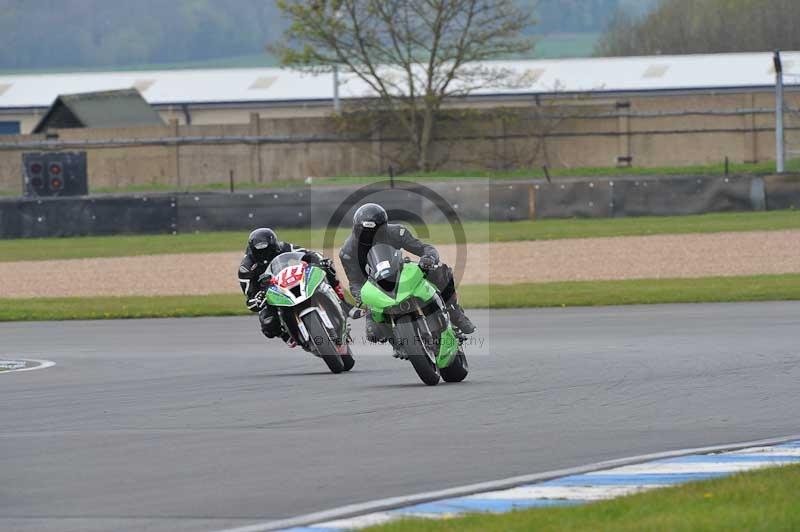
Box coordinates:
[366,322,388,343]
[260,315,281,338]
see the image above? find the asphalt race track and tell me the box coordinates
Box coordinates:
[2,302,799,532]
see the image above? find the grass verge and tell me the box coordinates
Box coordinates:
[334,158,800,184]
[0,294,246,322]
[1,274,798,322]
[461,274,800,309]
[366,464,800,532]
[1,210,798,262]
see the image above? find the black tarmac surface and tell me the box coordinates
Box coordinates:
[2,303,799,532]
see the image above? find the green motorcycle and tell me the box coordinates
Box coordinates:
[359,244,469,386]
[262,251,355,374]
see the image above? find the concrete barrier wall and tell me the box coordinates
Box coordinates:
[1,175,796,239]
[2,90,800,194]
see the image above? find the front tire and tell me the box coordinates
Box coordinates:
[408,330,440,386]
[393,315,440,385]
[440,352,468,383]
[342,345,355,372]
[303,313,345,374]
[408,351,440,386]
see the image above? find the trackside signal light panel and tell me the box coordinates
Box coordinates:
[22,152,88,197]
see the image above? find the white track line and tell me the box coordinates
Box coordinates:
[590,461,796,475]
[316,512,399,529]
[0,359,56,374]
[213,433,800,532]
[729,446,800,456]
[467,485,660,501]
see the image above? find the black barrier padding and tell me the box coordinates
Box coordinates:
[360,189,423,223]
[489,184,531,222]
[424,182,529,223]
[18,198,95,237]
[0,201,23,238]
[0,196,176,238]
[765,177,800,210]
[0,176,791,239]
[0,198,92,238]
[88,196,177,236]
[425,183,483,223]
[611,176,753,217]
[308,186,424,231]
[177,191,311,231]
[534,180,613,219]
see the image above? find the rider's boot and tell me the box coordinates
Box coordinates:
[447,295,476,334]
[334,283,364,319]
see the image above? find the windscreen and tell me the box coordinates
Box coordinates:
[366,244,403,287]
[268,252,306,275]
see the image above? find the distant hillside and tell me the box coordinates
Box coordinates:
[0,0,284,70]
[523,0,618,34]
[597,0,800,57]
[0,0,659,72]
[617,0,660,16]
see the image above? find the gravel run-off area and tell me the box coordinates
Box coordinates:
[1,230,799,299]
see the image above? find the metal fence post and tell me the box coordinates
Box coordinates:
[774,50,785,174]
[333,65,341,114]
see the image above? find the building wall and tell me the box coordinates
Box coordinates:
[0,110,46,134]
[1,90,798,194]
[156,106,326,126]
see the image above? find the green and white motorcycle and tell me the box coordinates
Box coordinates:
[261,252,355,374]
[359,244,469,386]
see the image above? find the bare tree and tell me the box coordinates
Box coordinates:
[274,0,535,171]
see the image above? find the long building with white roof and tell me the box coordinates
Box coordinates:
[1,51,798,134]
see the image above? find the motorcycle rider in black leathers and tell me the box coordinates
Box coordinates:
[238,228,361,346]
[339,203,475,343]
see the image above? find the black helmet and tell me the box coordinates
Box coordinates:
[353,203,388,233]
[248,228,278,261]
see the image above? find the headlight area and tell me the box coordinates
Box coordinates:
[384,296,445,320]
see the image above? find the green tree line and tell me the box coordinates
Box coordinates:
[0,0,284,69]
[596,0,800,56]
[0,0,632,70]
[522,0,620,34]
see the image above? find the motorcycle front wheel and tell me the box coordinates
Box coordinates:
[395,316,440,386]
[341,345,355,371]
[440,351,468,383]
[302,312,345,374]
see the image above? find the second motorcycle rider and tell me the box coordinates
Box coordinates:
[339,203,476,343]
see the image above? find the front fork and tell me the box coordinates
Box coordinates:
[388,294,459,362]
[278,282,350,350]
[312,282,351,354]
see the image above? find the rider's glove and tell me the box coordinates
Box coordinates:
[350,289,362,307]
[247,290,267,311]
[419,255,438,271]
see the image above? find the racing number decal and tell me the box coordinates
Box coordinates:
[277,265,305,288]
